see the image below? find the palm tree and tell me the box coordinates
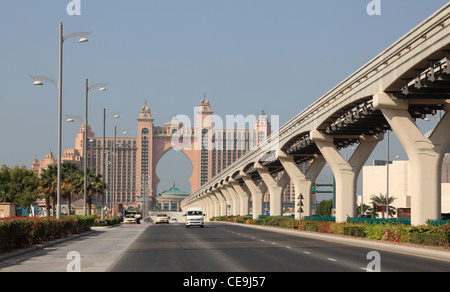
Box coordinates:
[61,162,80,215]
[89,172,106,215]
[370,193,397,218]
[73,168,106,215]
[38,165,58,216]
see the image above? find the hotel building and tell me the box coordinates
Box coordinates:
[32,95,275,210]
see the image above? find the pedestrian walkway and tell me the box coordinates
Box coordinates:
[0,223,149,272]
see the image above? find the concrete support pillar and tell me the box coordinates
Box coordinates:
[198,200,206,219]
[204,195,215,220]
[209,193,220,218]
[310,130,382,223]
[213,189,227,216]
[204,199,211,221]
[255,163,290,216]
[278,151,326,219]
[203,195,210,218]
[219,186,233,216]
[241,171,267,219]
[374,92,450,225]
[231,180,251,216]
[225,183,240,216]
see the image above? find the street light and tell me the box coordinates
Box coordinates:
[102,109,120,219]
[30,21,90,219]
[67,78,108,216]
[111,126,128,217]
[82,78,108,215]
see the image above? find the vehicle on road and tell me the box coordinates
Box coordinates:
[185,207,205,228]
[170,218,178,223]
[155,213,169,224]
[123,214,137,224]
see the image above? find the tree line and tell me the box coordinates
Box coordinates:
[0,162,106,216]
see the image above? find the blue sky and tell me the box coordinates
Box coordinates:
[0,0,448,193]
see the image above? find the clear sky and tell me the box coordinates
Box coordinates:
[0,0,448,193]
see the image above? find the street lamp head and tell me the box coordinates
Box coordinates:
[78,37,89,43]
[33,80,44,86]
[66,118,74,122]
[99,87,107,91]
[114,115,120,119]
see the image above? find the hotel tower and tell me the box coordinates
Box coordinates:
[32,95,272,210]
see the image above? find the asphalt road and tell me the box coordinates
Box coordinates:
[110,222,450,272]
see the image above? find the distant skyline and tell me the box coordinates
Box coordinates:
[1,0,448,193]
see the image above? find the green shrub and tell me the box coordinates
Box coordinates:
[409,224,450,247]
[410,232,441,246]
[344,226,366,237]
[383,224,412,243]
[253,219,265,225]
[0,215,96,254]
[93,216,121,226]
[304,222,318,232]
[364,223,385,240]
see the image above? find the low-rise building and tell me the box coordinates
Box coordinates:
[362,152,450,216]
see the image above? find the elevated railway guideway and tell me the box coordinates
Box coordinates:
[181,3,450,226]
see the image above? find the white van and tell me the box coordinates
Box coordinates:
[185,207,205,228]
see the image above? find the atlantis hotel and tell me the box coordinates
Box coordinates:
[32,95,273,210]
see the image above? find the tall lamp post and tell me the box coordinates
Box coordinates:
[102,109,120,219]
[111,126,128,217]
[67,78,107,215]
[83,78,107,215]
[31,21,90,219]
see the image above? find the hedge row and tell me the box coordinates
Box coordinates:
[93,217,122,227]
[0,215,96,253]
[211,215,450,248]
